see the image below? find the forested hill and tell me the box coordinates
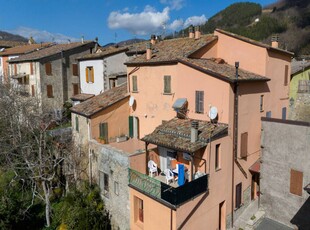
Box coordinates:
[0,31,27,42]
[177,1,310,57]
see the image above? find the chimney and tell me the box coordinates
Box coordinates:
[189,26,194,39]
[94,37,98,52]
[191,120,199,143]
[81,36,84,44]
[195,26,201,39]
[271,34,279,48]
[146,43,152,60]
[150,34,156,45]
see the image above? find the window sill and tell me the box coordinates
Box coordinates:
[132,91,139,93]
[163,92,173,95]
[260,110,264,113]
[215,167,221,172]
[87,82,94,84]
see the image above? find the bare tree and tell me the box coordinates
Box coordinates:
[0,84,79,227]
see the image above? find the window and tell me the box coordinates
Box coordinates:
[260,95,264,112]
[195,91,204,113]
[282,107,287,120]
[45,62,52,75]
[103,173,109,197]
[164,75,171,94]
[75,116,79,132]
[99,122,108,143]
[135,196,144,223]
[110,79,116,88]
[72,63,78,76]
[73,83,79,95]
[46,85,53,98]
[114,181,119,195]
[266,111,271,118]
[31,85,35,97]
[284,65,289,86]
[240,132,248,158]
[132,75,138,92]
[30,62,33,75]
[290,169,303,196]
[235,183,242,209]
[86,66,94,83]
[215,144,221,170]
[99,171,109,197]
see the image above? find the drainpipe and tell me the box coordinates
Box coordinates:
[231,61,239,228]
[89,149,92,185]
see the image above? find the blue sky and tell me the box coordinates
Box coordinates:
[0,0,277,45]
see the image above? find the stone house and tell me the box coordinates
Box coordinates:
[261,117,310,229]
[7,41,96,113]
[0,42,51,84]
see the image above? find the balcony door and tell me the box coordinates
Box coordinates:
[158,147,176,172]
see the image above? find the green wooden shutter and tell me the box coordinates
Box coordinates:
[99,122,108,143]
[164,75,171,93]
[75,116,79,132]
[129,116,133,138]
[132,75,137,92]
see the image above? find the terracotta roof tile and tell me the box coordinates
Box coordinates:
[8,41,95,62]
[0,43,52,56]
[142,118,228,153]
[70,83,128,117]
[70,93,95,102]
[126,35,217,64]
[179,58,269,82]
[78,46,129,60]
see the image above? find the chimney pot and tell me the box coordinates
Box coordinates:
[271,34,279,48]
[146,43,152,60]
[189,26,194,39]
[191,120,199,143]
[195,26,201,39]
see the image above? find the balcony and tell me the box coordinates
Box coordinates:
[128,168,208,207]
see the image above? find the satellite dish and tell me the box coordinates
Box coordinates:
[129,96,135,107]
[209,106,218,120]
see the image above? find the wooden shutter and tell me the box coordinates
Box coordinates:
[86,67,89,82]
[14,64,17,75]
[73,83,79,95]
[31,85,35,97]
[284,65,288,86]
[164,75,171,93]
[235,183,242,208]
[132,75,137,92]
[72,64,78,76]
[45,62,52,75]
[240,132,248,158]
[195,91,204,113]
[30,62,33,75]
[290,169,303,196]
[90,67,94,83]
[129,116,134,138]
[47,85,53,98]
[99,123,108,143]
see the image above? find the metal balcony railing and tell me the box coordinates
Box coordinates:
[128,168,208,207]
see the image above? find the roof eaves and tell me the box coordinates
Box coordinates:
[177,58,233,83]
[215,28,294,56]
[77,47,129,61]
[125,60,178,66]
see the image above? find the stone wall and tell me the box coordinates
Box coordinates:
[289,93,310,122]
[261,118,310,229]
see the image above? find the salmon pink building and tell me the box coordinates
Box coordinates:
[125,28,293,230]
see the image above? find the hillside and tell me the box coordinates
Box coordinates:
[177,1,310,56]
[0,31,27,42]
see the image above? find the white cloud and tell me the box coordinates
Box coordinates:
[160,0,185,10]
[6,26,79,44]
[168,19,184,31]
[108,6,170,36]
[183,15,207,28]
